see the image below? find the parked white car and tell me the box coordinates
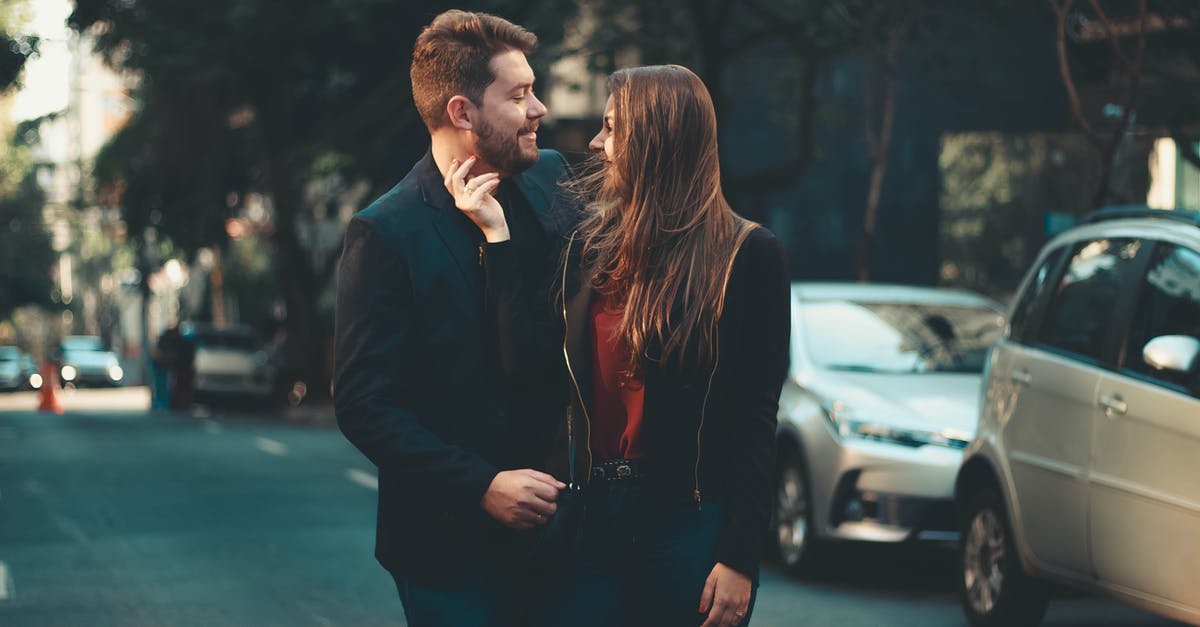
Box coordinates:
[0,346,26,391]
[955,207,1200,626]
[184,324,274,405]
[58,336,124,387]
[773,283,1005,575]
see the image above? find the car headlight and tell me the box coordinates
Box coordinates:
[823,401,970,450]
[61,365,77,381]
[108,365,124,381]
[29,373,43,389]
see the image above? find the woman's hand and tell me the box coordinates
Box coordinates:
[699,562,752,627]
[445,155,510,243]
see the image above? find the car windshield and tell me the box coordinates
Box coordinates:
[62,337,105,352]
[195,333,259,352]
[800,300,1004,374]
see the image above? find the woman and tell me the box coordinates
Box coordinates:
[450,65,790,627]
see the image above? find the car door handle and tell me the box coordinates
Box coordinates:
[1010,370,1033,386]
[1098,394,1128,416]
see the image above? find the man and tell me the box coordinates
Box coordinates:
[333,10,572,626]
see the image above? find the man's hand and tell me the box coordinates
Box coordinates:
[698,562,752,627]
[445,155,510,243]
[481,469,565,530]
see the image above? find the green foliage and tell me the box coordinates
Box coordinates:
[0,142,55,320]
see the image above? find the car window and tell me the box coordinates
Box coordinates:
[62,337,104,352]
[801,300,1005,374]
[1120,243,1200,396]
[1009,247,1064,343]
[1037,238,1143,363]
[0,347,18,361]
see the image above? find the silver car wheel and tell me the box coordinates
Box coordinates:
[964,506,1006,615]
[776,464,809,565]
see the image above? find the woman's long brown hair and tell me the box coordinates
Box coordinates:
[574,65,755,377]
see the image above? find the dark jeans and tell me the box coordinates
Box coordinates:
[396,561,530,627]
[530,478,758,627]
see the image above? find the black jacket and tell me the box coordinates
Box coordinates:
[332,149,573,585]
[529,225,792,577]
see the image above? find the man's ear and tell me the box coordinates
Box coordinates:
[446,95,475,131]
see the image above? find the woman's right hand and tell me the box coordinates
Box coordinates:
[445,155,510,243]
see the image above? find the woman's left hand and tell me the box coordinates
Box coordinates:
[698,562,752,627]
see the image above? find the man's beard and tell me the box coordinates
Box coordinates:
[474,116,539,176]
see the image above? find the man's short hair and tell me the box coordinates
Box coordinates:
[411,10,537,131]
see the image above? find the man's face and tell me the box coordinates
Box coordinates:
[472,48,547,176]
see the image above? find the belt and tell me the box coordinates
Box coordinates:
[591,458,646,481]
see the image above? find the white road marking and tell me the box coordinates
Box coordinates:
[255,437,287,456]
[204,420,222,435]
[0,561,12,601]
[345,468,379,491]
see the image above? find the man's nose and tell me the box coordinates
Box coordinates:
[528,93,547,118]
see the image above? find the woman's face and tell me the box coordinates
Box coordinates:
[588,95,616,164]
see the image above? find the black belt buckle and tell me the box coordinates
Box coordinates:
[592,459,642,481]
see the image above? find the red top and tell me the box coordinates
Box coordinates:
[588,292,645,460]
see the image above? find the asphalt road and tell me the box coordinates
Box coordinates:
[0,388,1186,626]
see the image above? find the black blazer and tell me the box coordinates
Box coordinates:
[550,225,791,577]
[333,149,573,585]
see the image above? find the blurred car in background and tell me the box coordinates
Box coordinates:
[183,323,275,405]
[20,352,42,390]
[773,283,1005,576]
[0,346,28,391]
[955,207,1200,627]
[58,336,124,387]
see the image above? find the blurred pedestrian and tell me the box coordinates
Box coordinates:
[457,65,791,627]
[170,329,195,410]
[150,327,175,409]
[333,10,576,627]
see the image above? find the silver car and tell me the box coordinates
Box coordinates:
[0,346,26,391]
[59,336,124,387]
[184,324,275,404]
[955,207,1200,626]
[773,283,1005,575]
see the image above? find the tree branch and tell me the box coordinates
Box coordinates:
[1087,0,1134,72]
[1050,0,1103,149]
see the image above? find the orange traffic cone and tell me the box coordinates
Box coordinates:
[37,361,63,414]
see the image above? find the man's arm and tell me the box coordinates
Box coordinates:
[333,216,562,526]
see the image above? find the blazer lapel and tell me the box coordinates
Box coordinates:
[514,166,574,241]
[563,236,594,408]
[418,153,483,299]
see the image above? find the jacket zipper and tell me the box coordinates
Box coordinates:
[561,232,593,485]
[694,340,719,509]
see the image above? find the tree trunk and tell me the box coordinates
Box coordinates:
[266,155,327,402]
[858,31,902,283]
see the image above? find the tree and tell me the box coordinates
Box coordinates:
[0,119,56,321]
[69,0,577,398]
[1,0,54,322]
[1048,0,1200,207]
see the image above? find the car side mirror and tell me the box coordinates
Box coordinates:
[1142,335,1200,374]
